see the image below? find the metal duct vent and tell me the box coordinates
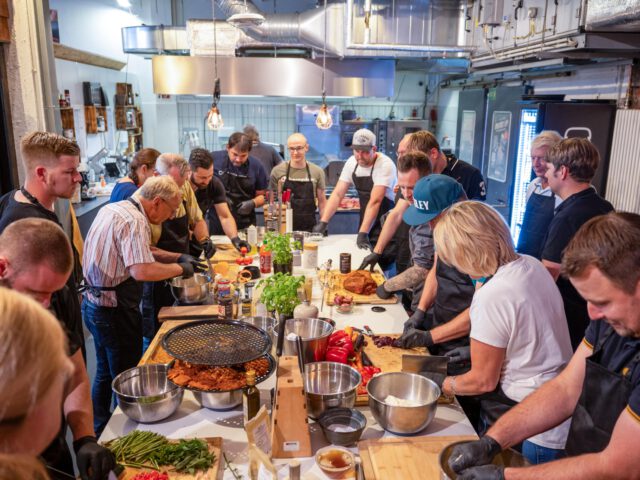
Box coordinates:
[586,0,640,32]
[605,110,640,213]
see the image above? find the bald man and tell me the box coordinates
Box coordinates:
[269,133,327,231]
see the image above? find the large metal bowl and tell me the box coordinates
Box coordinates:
[168,273,210,304]
[112,364,183,423]
[439,441,529,479]
[272,318,334,364]
[191,389,243,410]
[367,372,440,435]
[239,316,276,345]
[304,362,361,419]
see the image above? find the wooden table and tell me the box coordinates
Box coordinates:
[100,235,477,479]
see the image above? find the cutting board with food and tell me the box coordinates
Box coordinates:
[211,243,241,263]
[140,320,193,365]
[358,435,477,480]
[322,270,398,305]
[105,430,222,479]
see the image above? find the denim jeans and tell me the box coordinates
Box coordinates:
[522,440,566,465]
[82,299,142,435]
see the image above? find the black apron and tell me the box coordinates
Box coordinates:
[141,199,190,339]
[352,157,394,269]
[219,159,257,230]
[516,191,556,259]
[565,325,640,456]
[282,162,317,231]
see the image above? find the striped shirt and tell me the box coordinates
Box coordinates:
[83,197,155,307]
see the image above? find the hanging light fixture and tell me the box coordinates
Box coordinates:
[207,0,224,131]
[316,0,332,130]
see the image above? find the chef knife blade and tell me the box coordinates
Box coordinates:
[402,354,448,376]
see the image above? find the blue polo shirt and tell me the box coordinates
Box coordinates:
[584,320,640,425]
[211,150,269,191]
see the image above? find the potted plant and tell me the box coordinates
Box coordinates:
[263,232,301,275]
[258,272,306,319]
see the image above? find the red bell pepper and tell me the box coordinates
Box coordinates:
[328,331,350,345]
[326,346,350,364]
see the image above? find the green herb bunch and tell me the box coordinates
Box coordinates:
[258,272,305,316]
[263,232,301,265]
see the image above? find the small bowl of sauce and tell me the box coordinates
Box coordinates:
[315,446,355,478]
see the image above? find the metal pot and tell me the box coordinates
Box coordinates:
[304,362,361,419]
[272,317,334,364]
[191,389,243,410]
[168,273,210,304]
[439,441,529,479]
[367,372,440,435]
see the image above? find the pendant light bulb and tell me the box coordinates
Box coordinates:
[207,105,224,130]
[316,102,333,130]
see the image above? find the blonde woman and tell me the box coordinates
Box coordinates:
[433,201,573,465]
[0,287,74,469]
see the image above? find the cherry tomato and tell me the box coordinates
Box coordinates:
[240,247,248,254]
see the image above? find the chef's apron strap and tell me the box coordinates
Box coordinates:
[283,161,317,231]
[478,384,519,435]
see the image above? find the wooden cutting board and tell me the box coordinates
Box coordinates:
[322,270,398,306]
[139,319,197,365]
[354,334,428,406]
[211,243,242,262]
[118,437,222,479]
[358,435,477,480]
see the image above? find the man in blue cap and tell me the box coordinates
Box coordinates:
[398,174,475,371]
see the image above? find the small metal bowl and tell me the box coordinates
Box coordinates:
[191,389,243,410]
[367,371,440,435]
[239,316,276,344]
[315,446,355,478]
[112,364,183,423]
[318,408,367,446]
[168,273,210,304]
[304,362,361,419]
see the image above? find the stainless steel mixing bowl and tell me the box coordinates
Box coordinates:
[272,317,334,364]
[239,316,276,344]
[168,273,210,304]
[439,441,529,479]
[367,371,440,435]
[191,389,243,410]
[112,364,183,423]
[304,362,361,419]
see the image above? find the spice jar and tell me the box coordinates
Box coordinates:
[340,253,351,274]
[217,278,231,297]
[217,295,233,319]
[303,242,318,269]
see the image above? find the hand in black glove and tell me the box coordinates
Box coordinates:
[231,236,251,252]
[356,232,372,250]
[358,251,381,271]
[376,283,394,300]
[403,308,426,332]
[448,436,503,474]
[457,465,505,480]
[177,254,207,278]
[419,371,446,389]
[74,436,116,480]
[398,327,433,349]
[236,199,255,215]
[200,237,216,259]
[312,221,328,234]
[446,345,471,364]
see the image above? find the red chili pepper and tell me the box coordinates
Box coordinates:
[325,346,349,364]
[131,472,170,480]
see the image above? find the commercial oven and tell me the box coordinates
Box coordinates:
[377,120,430,162]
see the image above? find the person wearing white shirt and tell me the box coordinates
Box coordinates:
[312,128,396,263]
[517,131,563,259]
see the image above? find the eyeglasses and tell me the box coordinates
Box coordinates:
[288,146,306,152]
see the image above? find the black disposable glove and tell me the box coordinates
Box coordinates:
[356,232,372,250]
[449,436,503,474]
[398,327,434,349]
[231,236,250,252]
[236,199,255,215]
[446,345,471,364]
[457,465,505,480]
[404,308,426,331]
[200,237,216,259]
[179,262,195,279]
[73,436,116,480]
[419,371,446,389]
[312,221,328,234]
[376,283,394,300]
[359,251,381,271]
[178,254,207,272]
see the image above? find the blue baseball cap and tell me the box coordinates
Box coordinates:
[402,174,464,225]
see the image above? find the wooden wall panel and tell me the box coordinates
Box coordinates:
[0,0,9,43]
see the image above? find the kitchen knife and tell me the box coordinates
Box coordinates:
[402,354,448,376]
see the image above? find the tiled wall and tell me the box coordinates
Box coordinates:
[176,97,417,156]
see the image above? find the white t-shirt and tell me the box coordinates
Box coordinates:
[338,152,397,201]
[526,177,562,208]
[470,255,573,449]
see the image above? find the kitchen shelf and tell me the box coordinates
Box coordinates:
[53,43,125,71]
[84,105,108,134]
[115,105,140,130]
[59,107,76,139]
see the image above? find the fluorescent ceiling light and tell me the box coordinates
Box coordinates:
[117,0,132,8]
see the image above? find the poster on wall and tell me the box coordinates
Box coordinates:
[487,111,512,183]
[459,110,476,163]
[50,10,60,43]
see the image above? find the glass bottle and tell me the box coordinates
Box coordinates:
[243,370,260,423]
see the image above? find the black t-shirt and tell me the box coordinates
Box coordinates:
[584,320,640,423]
[542,188,614,348]
[442,153,486,201]
[194,176,228,215]
[0,190,83,355]
[392,189,411,271]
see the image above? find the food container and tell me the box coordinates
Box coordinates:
[112,364,183,423]
[367,372,440,435]
[304,362,361,419]
[315,446,355,478]
[168,273,210,304]
[336,302,354,314]
[439,441,529,479]
[339,253,351,274]
[272,318,334,364]
[303,243,318,269]
[318,408,367,446]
